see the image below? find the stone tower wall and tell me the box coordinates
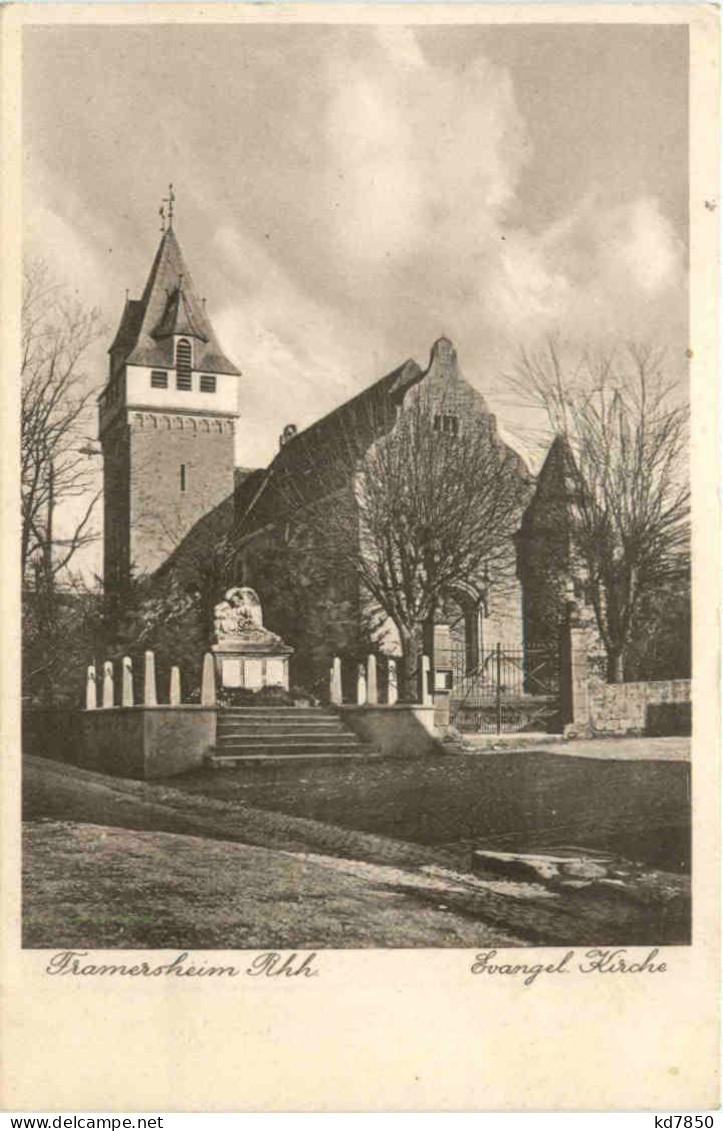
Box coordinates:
[102,419,132,598]
[127,411,236,578]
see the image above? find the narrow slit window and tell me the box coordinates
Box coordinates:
[180,464,186,493]
[200,374,216,393]
[176,339,192,390]
[151,370,168,389]
[435,414,459,437]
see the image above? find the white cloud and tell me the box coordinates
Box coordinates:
[601,197,683,294]
[25,27,687,491]
[212,225,382,466]
[320,36,530,270]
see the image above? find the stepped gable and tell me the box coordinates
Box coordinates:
[109,227,240,377]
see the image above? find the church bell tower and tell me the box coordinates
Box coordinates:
[99,201,240,608]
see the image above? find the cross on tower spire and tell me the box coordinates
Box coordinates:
[158,184,176,232]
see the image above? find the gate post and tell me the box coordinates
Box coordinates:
[560,614,591,735]
[495,642,502,734]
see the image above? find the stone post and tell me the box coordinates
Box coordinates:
[170,666,182,706]
[367,654,378,705]
[122,656,134,707]
[387,658,398,705]
[102,661,114,709]
[418,655,432,706]
[560,618,591,736]
[144,650,157,706]
[201,652,216,706]
[85,664,96,710]
[330,657,342,705]
[357,663,367,705]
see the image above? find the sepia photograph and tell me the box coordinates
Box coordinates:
[19,15,694,956]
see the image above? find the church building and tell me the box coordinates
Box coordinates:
[100,219,561,707]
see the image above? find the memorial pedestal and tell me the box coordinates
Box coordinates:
[212,587,293,691]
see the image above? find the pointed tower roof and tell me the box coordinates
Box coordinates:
[109,228,240,376]
[519,433,579,536]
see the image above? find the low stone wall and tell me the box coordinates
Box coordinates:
[80,707,216,779]
[588,679,691,737]
[339,704,439,757]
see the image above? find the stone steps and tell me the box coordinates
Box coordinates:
[219,707,333,717]
[208,748,382,766]
[217,720,347,736]
[210,705,378,764]
[216,734,364,750]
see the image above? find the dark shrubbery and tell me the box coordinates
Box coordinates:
[216,684,320,708]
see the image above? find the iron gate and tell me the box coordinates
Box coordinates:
[437,640,561,734]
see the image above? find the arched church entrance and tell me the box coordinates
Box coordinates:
[430,582,562,734]
[429,582,488,700]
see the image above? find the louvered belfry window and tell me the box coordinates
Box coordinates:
[176,339,192,390]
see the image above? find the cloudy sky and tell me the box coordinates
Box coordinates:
[24,21,688,487]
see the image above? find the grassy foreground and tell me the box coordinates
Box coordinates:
[24,820,526,949]
[167,746,691,873]
[23,752,690,949]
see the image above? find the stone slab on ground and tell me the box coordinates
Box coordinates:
[23,755,690,947]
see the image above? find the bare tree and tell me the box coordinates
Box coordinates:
[260,389,529,700]
[21,260,104,701]
[22,259,104,581]
[512,340,690,682]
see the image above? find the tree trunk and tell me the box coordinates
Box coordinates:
[606,649,624,683]
[397,622,424,702]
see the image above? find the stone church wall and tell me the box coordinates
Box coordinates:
[232,338,531,697]
[234,484,370,699]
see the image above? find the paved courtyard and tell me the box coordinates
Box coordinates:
[534,736,689,761]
